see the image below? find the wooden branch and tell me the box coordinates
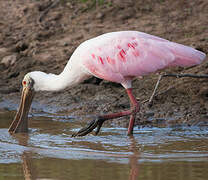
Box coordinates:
[148,75,162,107]
[162,73,208,78]
[144,73,208,106]
[37,0,60,26]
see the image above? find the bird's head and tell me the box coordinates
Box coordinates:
[9,71,65,133]
[22,71,47,92]
[22,73,35,91]
[9,73,36,133]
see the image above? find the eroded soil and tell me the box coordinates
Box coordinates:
[0,0,208,128]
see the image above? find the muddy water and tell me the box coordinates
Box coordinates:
[0,108,208,180]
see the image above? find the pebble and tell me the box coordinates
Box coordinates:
[0,48,8,54]
[1,54,17,67]
[96,12,104,19]
[145,111,155,118]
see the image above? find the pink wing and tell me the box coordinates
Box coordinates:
[75,31,205,84]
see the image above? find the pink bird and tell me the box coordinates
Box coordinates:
[8,31,206,136]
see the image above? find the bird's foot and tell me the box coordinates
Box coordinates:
[72,117,105,137]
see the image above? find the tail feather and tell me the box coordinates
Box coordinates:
[167,42,206,67]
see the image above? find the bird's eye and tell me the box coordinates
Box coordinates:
[23,81,26,85]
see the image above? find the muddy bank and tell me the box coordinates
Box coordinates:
[0,0,208,128]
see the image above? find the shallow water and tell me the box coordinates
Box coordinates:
[0,108,208,180]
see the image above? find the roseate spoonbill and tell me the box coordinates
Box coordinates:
[8,31,206,136]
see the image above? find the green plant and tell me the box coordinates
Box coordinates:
[80,0,105,6]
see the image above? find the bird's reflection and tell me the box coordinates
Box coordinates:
[12,133,140,180]
[128,136,140,180]
[12,134,37,180]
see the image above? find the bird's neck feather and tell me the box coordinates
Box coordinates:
[36,73,68,91]
[31,61,90,92]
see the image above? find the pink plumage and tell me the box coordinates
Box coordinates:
[72,31,205,88]
[9,31,206,136]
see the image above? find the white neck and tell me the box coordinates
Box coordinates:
[28,61,90,92]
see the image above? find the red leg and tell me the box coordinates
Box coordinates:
[72,88,140,137]
[126,88,139,135]
[100,88,139,135]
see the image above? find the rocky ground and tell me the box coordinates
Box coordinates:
[0,0,208,129]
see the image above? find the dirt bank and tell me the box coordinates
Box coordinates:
[0,0,208,129]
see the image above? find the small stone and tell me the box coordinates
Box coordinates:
[96,12,104,19]
[0,48,10,59]
[0,48,9,54]
[1,54,17,67]
[73,34,84,41]
[145,111,155,118]
[34,53,52,62]
[155,118,166,124]
[63,42,68,46]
